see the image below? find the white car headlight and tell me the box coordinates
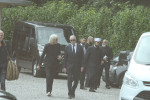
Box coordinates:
[123,72,138,89]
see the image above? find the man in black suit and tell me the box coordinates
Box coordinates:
[99,39,113,89]
[79,37,87,90]
[85,36,93,50]
[63,35,84,99]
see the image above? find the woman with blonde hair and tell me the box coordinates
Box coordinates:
[37,34,62,96]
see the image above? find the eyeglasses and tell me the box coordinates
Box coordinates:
[70,39,75,42]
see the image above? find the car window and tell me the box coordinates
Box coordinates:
[113,56,119,61]
[134,36,150,64]
[37,27,69,45]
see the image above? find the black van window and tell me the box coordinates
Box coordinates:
[63,28,74,43]
[37,27,69,45]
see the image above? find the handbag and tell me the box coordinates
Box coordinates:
[3,40,19,80]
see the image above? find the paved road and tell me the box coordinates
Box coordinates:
[6,69,120,100]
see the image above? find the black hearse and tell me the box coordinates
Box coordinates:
[12,21,78,77]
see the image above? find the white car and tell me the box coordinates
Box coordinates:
[120,32,150,100]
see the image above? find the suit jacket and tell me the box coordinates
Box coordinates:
[85,43,92,50]
[38,43,61,68]
[101,45,113,63]
[63,43,84,73]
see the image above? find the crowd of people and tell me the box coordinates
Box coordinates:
[0,29,113,99]
[37,34,113,99]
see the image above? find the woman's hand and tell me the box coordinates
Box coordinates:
[57,55,62,61]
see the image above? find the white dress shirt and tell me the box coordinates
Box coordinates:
[71,43,77,54]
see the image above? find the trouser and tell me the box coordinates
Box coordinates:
[80,69,86,87]
[45,66,57,93]
[0,68,6,91]
[99,62,110,86]
[68,71,80,96]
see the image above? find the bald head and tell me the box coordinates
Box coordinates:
[87,36,93,44]
[102,39,108,47]
[0,30,4,42]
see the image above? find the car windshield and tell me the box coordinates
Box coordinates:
[37,27,69,45]
[134,35,150,65]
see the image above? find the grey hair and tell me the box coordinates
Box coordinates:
[88,36,93,40]
[0,30,4,36]
[49,34,58,44]
[70,35,76,40]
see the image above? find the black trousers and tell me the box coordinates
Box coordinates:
[80,69,86,87]
[45,66,57,93]
[0,68,6,91]
[98,62,110,87]
[67,71,80,96]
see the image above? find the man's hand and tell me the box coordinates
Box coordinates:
[63,68,67,73]
[57,55,62,61]
[37,65,40,70]
[81,67,84,72]
[101,61,104,65]
[103,58,107,62]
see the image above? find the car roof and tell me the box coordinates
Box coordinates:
[141,32,150,37]
[16,21,74,29]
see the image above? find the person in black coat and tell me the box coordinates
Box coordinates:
[84,38,103,92]
[37,34,62,96]
[63,35,84,99]
[99,39,113,89]
[85,36,93,50]
[79,37,87,90]
[0,30,11,91]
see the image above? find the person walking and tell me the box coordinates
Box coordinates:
[79,37,87,90]
[100,39,113,89]
[63,35,84,99]
[85,36,93,50]
[0,30,11,91]
[37,34,62,96]
[84,38,103,92]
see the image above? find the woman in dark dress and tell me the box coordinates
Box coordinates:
[37,34,62,96]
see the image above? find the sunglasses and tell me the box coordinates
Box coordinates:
[70,39,75,41]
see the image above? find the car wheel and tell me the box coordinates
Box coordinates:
[32,61,40,77]
[118,74,125,88]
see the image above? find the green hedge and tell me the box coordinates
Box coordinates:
[2,1,150,55]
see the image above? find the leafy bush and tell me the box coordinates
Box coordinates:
[1,1,150,55]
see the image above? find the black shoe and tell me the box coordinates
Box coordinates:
[106,86,111,89]
[68,95,72,99]
[72,94,75,98]
[89,88,96,92]
[80,86,87,90]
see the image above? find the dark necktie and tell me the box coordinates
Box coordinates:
[73,45,75,54]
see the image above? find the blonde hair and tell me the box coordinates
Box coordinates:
[49,34,58,44]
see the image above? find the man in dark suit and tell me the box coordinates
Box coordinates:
[63,35,84,99]
[99,39,113,89]
[79,37,87,90]
[85,36,93,50]
[0,30,11,91]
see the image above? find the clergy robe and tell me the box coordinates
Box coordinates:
[84,46,103,89]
